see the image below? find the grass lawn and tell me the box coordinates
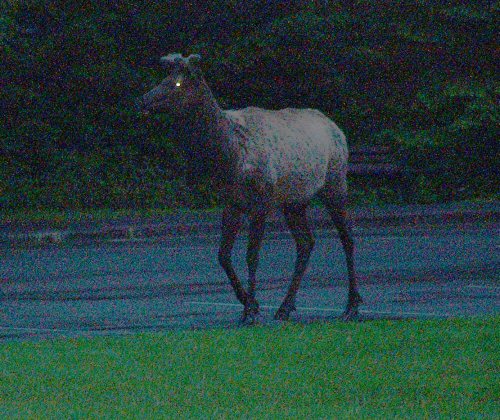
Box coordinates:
[0,317,498,418]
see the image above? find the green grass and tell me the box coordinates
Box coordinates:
[1,317,498,418]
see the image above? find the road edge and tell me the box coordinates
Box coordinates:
[1,201,498,248]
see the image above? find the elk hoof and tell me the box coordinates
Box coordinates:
[240,312,259,326]
[240,299,260,325]
[341,306,360,322]
[341,291,362,322]
[349,290,363,306]
[274,301,296,321]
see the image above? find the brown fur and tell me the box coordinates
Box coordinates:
[140,53,362,322]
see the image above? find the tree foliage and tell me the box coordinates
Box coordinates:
[1,0,498,210]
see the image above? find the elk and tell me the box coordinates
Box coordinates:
[139,53,362,323]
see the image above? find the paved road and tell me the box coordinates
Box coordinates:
[0,218,498,341]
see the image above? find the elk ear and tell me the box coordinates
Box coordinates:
[186,54,202,78]
[160,53,184,70]
[187,54,201,66]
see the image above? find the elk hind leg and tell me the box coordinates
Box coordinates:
[319,188,362,320]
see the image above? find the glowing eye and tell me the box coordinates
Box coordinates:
[175,81,181,87]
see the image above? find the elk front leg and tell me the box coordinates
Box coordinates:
[243,210,266,324]
[218,206,248,307]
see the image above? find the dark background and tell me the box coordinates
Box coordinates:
[1,1,498,212]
